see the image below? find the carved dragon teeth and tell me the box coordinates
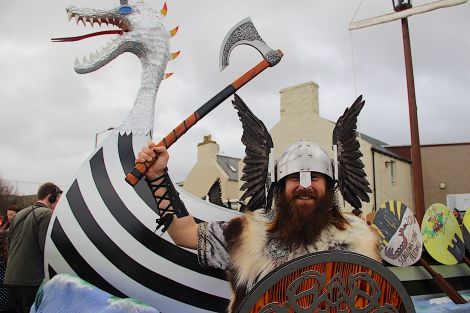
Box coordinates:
[66,8,128,31]
[69,15,127,30]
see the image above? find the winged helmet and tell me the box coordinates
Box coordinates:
[232,93,371,214]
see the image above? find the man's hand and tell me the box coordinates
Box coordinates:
[137,142,198,249]
[136,143,169,180]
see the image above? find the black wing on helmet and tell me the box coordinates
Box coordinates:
[207,178,226,207]
[332,95,372,210]
[232,94,274,211]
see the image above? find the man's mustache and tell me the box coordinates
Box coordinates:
[292,188,318,200]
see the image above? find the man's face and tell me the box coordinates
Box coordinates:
[6,210,16,221]
[284,172,326,207]
[270,171,332,249]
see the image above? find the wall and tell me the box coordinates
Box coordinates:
[183,136,239,200]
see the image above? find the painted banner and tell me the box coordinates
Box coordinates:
[372,201,422,266]
[421,203,465,265]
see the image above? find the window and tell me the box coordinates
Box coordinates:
[385,160,396,186]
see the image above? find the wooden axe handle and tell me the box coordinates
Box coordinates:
[125,51,283,186]
[418,258,467,304]
[125,112,201,186]
[463,256,470,268]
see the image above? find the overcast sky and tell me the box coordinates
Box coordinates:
[1,0,469,194]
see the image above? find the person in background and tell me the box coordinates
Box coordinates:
[0,205,21,313]
[453,208,462,224]
[1,206,21,232]
[4,183,62,313]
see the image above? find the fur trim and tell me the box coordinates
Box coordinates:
[226,211,381,302]
[227,212,275,291]
[336,214,381,262]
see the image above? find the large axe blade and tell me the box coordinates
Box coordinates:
[125,17,283,186]
[219,17,282,71]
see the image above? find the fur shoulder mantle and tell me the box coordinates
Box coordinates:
[225,211,381,293]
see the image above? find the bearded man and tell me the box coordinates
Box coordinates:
[138,139,380,312]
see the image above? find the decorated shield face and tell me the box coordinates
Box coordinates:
[463,209,470,252]
[372,201,422,266]
[421,203,465,265]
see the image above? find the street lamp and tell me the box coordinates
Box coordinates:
[95,127,114,148]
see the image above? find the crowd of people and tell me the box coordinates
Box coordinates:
[0,183,62,313]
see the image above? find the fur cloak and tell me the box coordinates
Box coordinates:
[223,210,381,312]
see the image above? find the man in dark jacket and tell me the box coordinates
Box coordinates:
[4,182,62,313]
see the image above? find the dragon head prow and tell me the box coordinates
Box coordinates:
[55,1,171,74]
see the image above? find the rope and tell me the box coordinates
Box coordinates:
[348,0,364,99]
[349,0,365,141]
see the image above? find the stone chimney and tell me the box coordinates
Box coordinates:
[197,135,219,161]
[279,81,319,120]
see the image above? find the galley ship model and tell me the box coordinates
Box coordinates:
[46,1,240,312]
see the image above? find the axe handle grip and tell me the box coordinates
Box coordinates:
[125,51,283,186]
[125,112,201,186]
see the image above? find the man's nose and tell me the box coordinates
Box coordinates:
[297,184,311,191]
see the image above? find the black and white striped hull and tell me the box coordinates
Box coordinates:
[44,132,240,312]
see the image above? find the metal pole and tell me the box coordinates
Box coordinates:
[95,127,114,148]
[400,17,426,224]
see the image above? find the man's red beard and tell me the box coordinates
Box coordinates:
[268,184,346,250]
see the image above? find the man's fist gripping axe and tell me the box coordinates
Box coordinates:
[125,17,283,186]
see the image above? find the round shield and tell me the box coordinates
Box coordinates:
[421,203,465,265]
[462,209,470,251]
[372,201,422,266]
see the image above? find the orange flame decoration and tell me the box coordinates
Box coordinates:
[160,2,168,16]
[169,26,179,37]
[164,72,174,80]
[170,51,181,60]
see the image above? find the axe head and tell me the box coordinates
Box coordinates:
[219,17,281,71]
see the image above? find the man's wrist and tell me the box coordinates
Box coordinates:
[146,168,168,181]
[146,172,165,181]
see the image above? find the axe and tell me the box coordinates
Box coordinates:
[125,17,283,186]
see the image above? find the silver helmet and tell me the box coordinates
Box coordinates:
[275,140,333,188]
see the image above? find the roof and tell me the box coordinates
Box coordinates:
[216,155,240,181]
[387,142,470,148]
[358,132,411,163]
[324,118,410,163]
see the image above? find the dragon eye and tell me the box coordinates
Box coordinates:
[118,6,133,15]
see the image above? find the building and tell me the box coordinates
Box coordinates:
[388,142,470,211]
[270,82,413,213]
[184,81,415,214]
[182,135,241,203]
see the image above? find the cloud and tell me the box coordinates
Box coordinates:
[1,0,469,191]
